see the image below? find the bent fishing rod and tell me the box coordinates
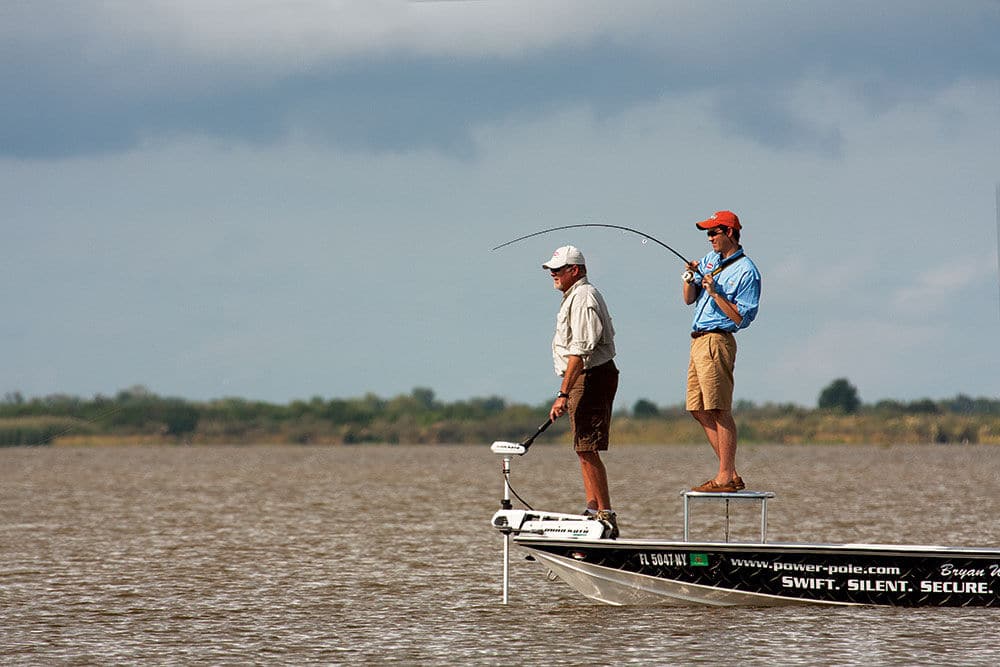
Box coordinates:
[492,223,694,266]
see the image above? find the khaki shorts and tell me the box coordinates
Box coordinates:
[568,360,619,452]
[686,333,737,411]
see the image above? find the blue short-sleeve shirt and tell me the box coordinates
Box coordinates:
[691,248,761,333]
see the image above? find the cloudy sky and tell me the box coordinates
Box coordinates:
[4,0,1000,410]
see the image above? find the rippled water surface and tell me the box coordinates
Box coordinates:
[3,443,1000,665]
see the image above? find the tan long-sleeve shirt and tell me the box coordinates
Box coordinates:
[551,277,616,376]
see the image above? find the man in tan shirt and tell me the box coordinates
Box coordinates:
[543,245,620,538]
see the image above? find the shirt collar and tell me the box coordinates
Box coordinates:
[561,275,590,300]
[722,246,745,262]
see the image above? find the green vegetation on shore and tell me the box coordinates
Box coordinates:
[2,381,998,447]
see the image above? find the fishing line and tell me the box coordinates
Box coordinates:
[23,403,126,447]
[995,182,1000,319]
[491,223,695,268]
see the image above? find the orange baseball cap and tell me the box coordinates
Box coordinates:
[695,210,741,230]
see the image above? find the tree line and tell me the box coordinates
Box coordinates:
[1,379,998,447]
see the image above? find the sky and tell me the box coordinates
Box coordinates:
[3,0,1000,410]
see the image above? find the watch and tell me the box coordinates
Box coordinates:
[557,391,570,399]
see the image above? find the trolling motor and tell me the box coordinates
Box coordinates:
[489,418,551,454]
[490,419,549,604]
[489,419,604,604]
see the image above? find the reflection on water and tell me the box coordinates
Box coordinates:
[2,443,999,664]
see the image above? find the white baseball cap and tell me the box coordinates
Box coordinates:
[542,245,585,270]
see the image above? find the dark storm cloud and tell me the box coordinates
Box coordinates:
[2,2,998,160]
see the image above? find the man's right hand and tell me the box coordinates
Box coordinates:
[550,397,568,421]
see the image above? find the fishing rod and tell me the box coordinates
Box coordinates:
[491,223,695,267]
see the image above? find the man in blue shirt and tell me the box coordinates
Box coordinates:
[681,210,761,493]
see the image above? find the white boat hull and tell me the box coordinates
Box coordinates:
[526,546,821,606]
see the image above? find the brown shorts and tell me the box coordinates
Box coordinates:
[686,333,737,411]
[567,360,619,452]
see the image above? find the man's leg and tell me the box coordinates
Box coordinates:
[690,409,721,459]
[690,408,738,484]
[578,450,611,510]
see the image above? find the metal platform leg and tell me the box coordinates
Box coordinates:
[760,496,769,543]
[683,494,690,541]
[724,499,730,542]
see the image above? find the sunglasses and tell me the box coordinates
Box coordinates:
[549,265,573,275]
[706,227,727,238]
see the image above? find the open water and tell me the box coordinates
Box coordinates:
[2,443,999,665]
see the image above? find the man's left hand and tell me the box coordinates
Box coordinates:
[701,274,717,295]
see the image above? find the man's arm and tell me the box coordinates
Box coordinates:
[550,354,584,421]
[702,274,743,327]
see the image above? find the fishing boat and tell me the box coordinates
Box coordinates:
[489,440,1000,607]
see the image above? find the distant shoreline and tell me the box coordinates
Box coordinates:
[29,413,1000,447]
[2,387,997,447]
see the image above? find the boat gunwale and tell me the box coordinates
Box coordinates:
[512,535,1000,557]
